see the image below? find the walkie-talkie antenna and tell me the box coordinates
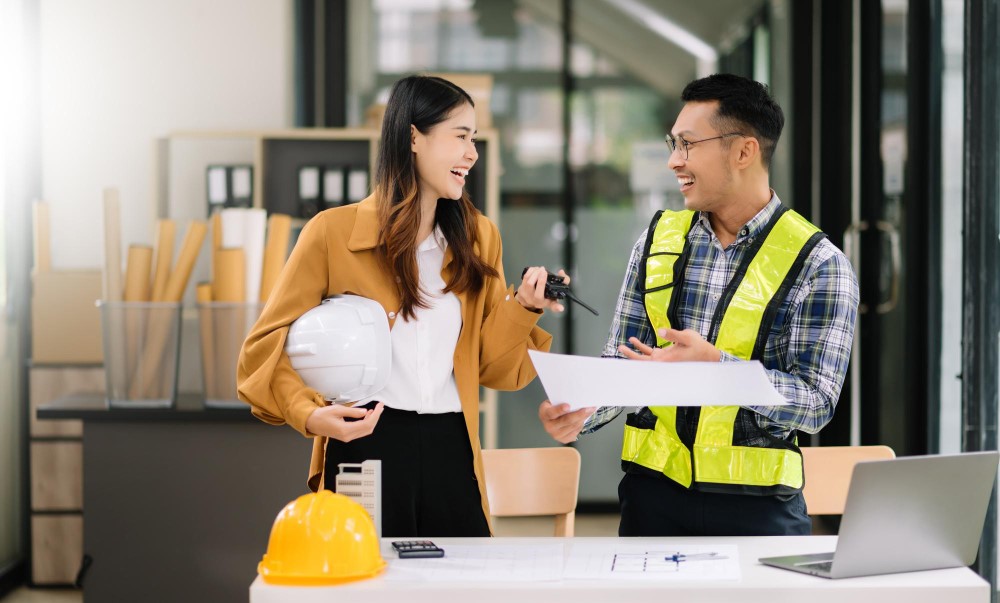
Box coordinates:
[564,291,599,316]
[520,267,600,316]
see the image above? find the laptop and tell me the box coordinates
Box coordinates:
[759,450,999,579]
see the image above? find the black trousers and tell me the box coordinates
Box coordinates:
[618,471,812,537]
[325,404,490,538]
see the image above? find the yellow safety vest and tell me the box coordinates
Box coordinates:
[620,205,826,495]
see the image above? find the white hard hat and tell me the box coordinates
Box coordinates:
[285,295,392,403]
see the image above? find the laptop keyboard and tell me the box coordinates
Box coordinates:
[796,560,834,573]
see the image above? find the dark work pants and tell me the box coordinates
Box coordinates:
[618,471,812,537]
[325,404,490,538]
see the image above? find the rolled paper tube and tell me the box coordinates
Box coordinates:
[150,219,176,302]
[103,188,123,301]
[122,245,153,399]
[196,282,212,303]
[259,213,292,302]
[32,201,51,273]
[103,189,128,398]
[219,208,248,299]
[212,210,223,249]
[196,283,217,402]
[213,248,246,303]
[133,220,206,400]
[162,220,208,302]
[209,302,246,402]
[242,209,267,307]
[123,245,153,302]
[127,301,181,401]
[220,208,245,249]
[210,211,222,281]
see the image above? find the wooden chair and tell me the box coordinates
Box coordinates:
[800,445,896,515]
[481,447,581,536]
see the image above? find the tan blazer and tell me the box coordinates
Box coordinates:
[237,196,552,524]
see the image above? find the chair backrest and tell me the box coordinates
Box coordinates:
[801,445,896,515]
[481,447,581,537]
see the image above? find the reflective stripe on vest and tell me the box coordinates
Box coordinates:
[622,207,821,492]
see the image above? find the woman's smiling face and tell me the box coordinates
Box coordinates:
[411,102,479,202]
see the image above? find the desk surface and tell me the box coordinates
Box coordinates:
[249,536,989,603]
[36,392,256,422]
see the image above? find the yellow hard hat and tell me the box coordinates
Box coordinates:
[258,491,386,585]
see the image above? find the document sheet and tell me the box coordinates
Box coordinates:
[564,543,741,581]
[382,543,565,582]
[528,350,788,409]
[381,542,741,583]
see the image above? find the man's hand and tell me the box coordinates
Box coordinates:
[618,328,722,362]
[305,401,385,442]
[538,400,595,444]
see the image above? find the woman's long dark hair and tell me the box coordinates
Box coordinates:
[374,75,498,320]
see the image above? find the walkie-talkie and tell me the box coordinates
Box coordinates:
[520,268,599,316]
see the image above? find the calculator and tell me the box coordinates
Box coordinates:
[391,540,445,559]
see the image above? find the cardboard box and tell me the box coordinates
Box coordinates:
[431,73,493,129]
[366,73,494,131]
[31,270,103,364]
[365,103,387,130]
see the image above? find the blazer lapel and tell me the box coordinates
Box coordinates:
[347,196,380,251]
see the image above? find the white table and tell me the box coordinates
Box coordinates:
[249,536,989,603]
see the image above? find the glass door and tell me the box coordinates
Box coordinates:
[853,0,935,456]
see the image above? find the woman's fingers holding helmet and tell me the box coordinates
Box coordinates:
[309,402,385,442]
[337,402,384,442]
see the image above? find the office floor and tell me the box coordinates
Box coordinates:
[0,514,622,602]
[0,590,79,603]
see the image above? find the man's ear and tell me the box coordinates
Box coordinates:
[734,136,760,170]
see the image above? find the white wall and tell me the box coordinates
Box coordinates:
[40,0,294,269]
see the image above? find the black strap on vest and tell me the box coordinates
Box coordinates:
[751,230,828,359]
[639,211,699,334]
[638,210,665,292]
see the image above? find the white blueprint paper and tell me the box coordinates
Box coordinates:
[381,543,565,583]
[564,543,741,581]
[528,350,788,409]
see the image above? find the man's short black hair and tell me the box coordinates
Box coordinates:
[680,73,784,169]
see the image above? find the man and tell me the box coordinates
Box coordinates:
[538,73,859,537]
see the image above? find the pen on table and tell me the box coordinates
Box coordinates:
[666,552,727,562]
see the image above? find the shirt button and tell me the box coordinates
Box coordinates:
[388,312,396,319]
[740,228,748,236]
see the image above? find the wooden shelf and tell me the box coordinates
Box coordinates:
[28,365,102,585]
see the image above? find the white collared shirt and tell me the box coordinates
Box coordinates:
[357,226,463,413]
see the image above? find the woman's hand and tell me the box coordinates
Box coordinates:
[538,400,595,443]
[517,267,571,313]
[305,401,385,442]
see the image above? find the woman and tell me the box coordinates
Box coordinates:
[237,75,566,537]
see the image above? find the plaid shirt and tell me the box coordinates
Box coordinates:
[582,195,860,441]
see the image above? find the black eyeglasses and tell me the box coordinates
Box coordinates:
[665,132,745,160]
